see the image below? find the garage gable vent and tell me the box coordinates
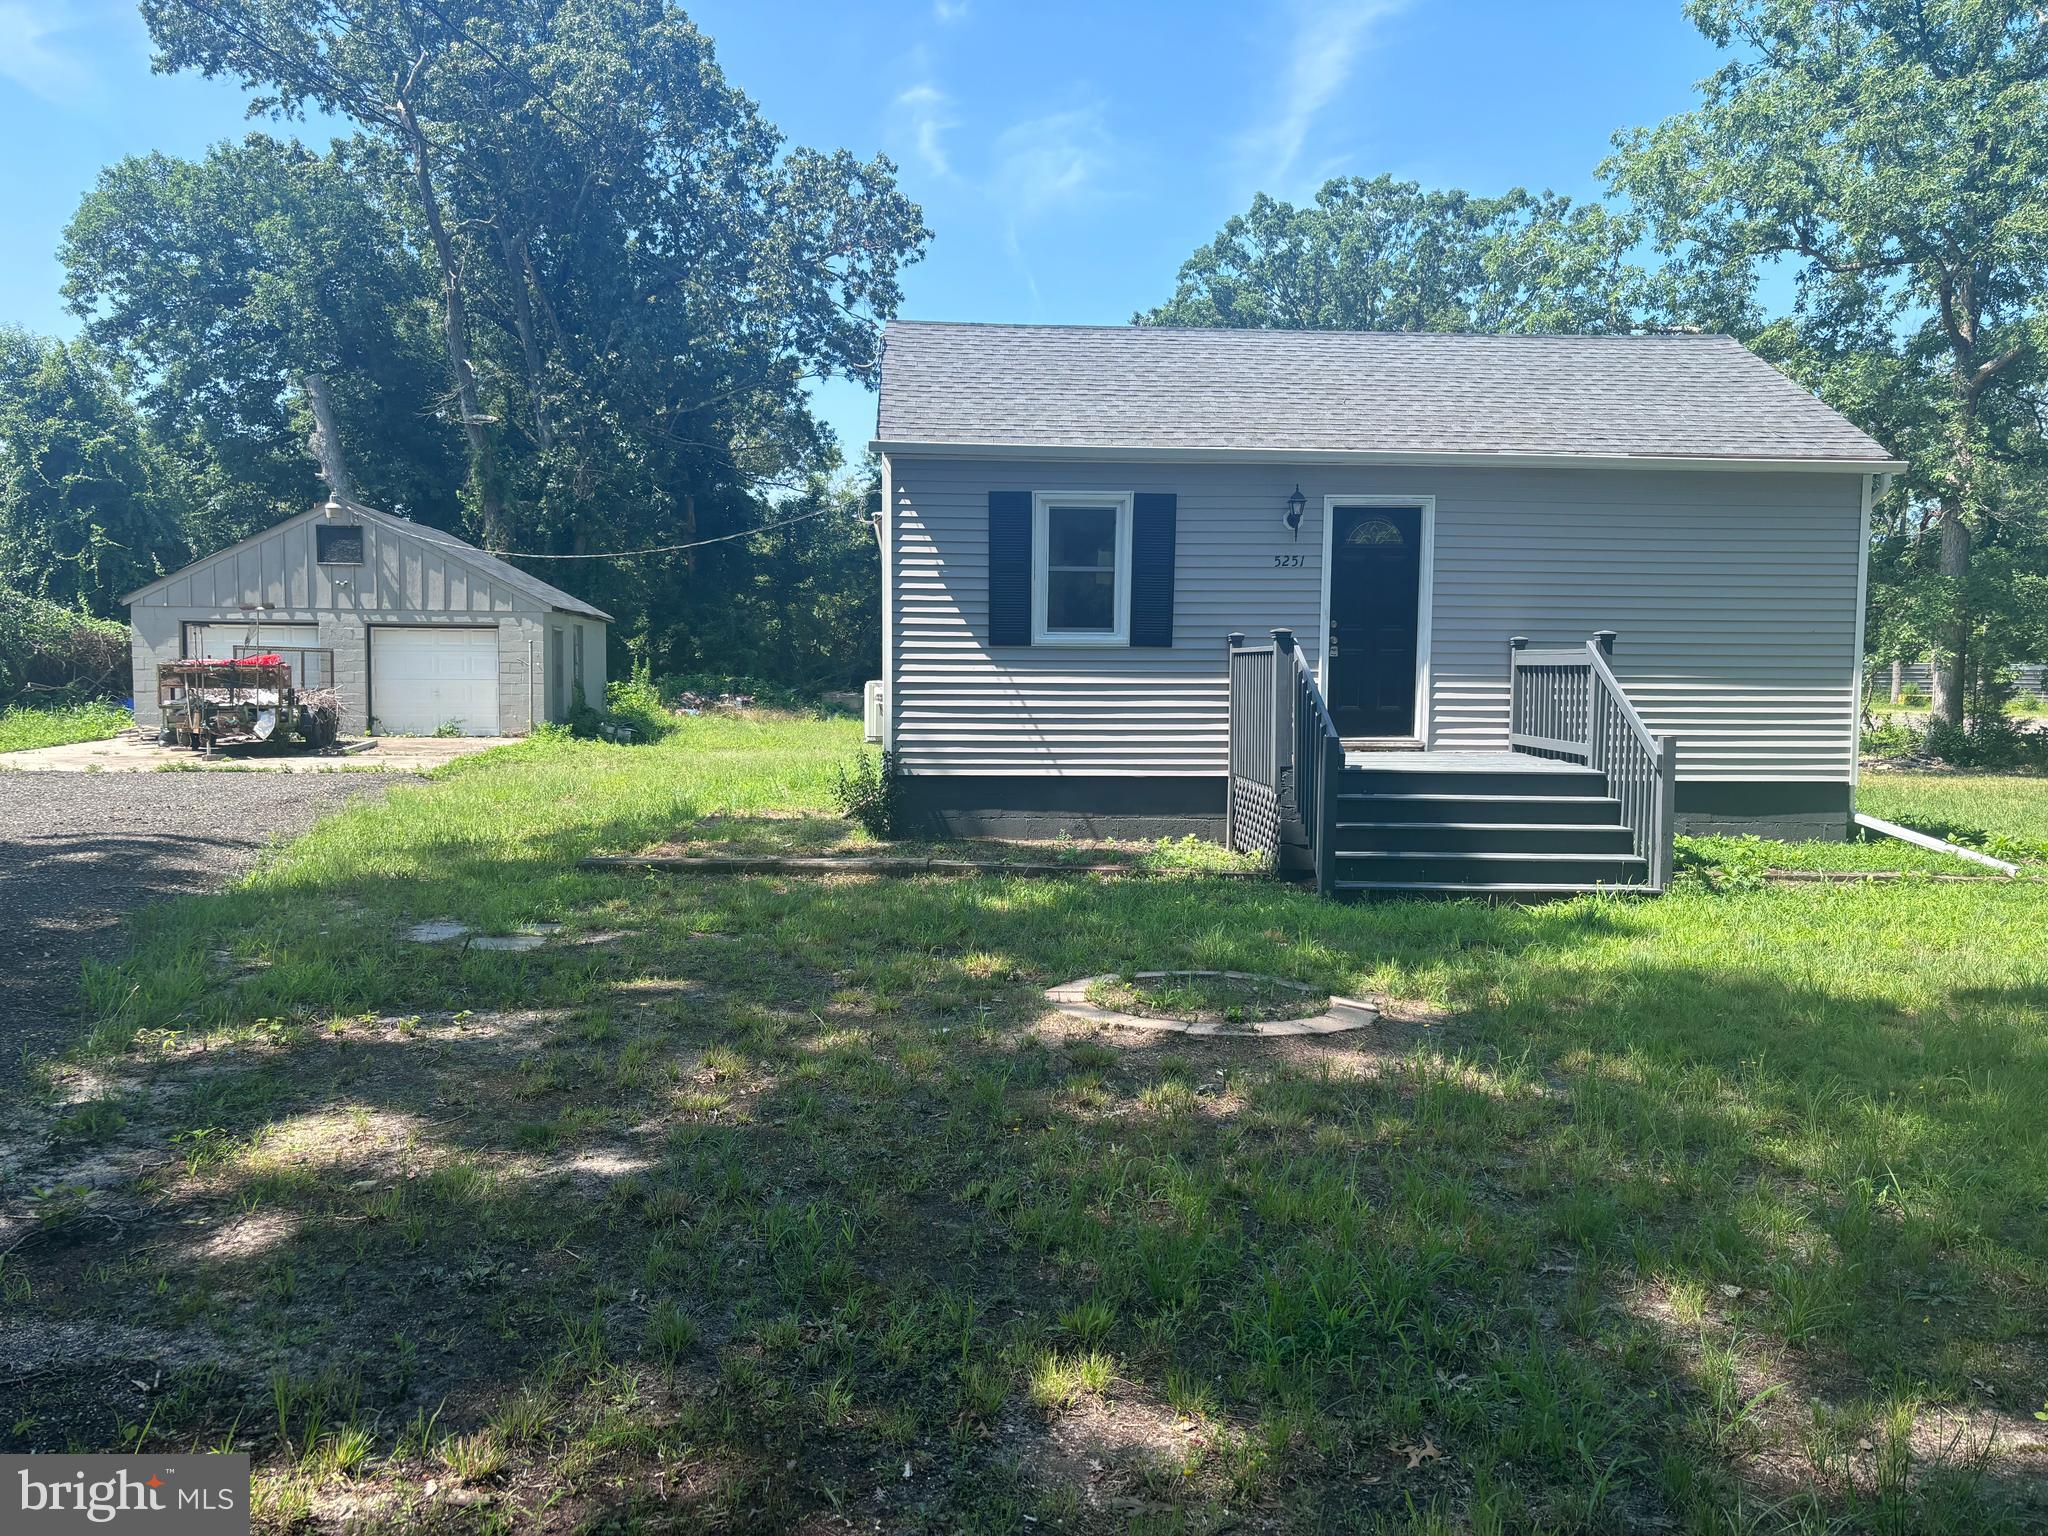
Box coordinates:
[317,524,364,565]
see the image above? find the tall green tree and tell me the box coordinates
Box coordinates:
[725,467,881,691]
[137,0,928,672]
[0,329,188,616]
[1607,0,2048,725]
[1140,175,1701,333]
[62,134,462,551]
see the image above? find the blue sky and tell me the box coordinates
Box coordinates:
[0,1,1727,459]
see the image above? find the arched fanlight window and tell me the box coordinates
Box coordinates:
[1344,516,1405,546]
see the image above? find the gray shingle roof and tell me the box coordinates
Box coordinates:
[874,321,1898,466]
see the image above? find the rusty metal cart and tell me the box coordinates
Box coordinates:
[156,654,340,754]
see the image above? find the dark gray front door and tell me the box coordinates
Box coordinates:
[1328,504,1422,738]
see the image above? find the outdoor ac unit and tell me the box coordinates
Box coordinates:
[862,679,886,743]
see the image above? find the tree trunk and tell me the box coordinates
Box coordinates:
[396,92,506,546]
[303,374,353,504]
[775,519,798,680]
[500,228,554,452]
[1932,509,1970,726]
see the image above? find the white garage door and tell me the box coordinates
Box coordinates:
[371,627,500,736]
[185,623,323,687]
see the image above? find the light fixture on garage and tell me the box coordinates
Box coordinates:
[1284,485,1307,540]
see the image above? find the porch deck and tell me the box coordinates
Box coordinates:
[1228,629,1676,896]
[1339,748,1582,772]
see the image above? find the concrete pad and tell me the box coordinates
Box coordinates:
[404,921,472,944]
[1044,972,1378,1038]
[407,922,581,951]
[0,730,517,775]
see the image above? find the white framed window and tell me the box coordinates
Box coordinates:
[1032,491,1131,645]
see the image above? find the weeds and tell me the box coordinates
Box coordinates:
[831,746,904,838]
[5,723,2042,1532]
[0,698,130,754]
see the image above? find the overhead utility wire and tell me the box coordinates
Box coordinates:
[481,503,845,560]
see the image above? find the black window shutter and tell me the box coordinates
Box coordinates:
[987,490,1032,646]
[1129,492,1178,647]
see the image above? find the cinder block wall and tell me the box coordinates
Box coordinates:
[129,612,179,728]
[319,616,370,735]
[497,617,543,735]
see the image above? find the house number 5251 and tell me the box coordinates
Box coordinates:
[1271,553,1306,568]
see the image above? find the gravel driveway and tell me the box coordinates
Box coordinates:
[0,772,403,1082]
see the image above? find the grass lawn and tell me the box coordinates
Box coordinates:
[5,715,2045,1532]
[1858,769,2048,866]
[0,697,131,754]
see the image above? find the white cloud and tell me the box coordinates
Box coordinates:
[933,1,970,22]
[1234,0,1408,193]
[0,2,108,102]
[992,104,1112,219]
[988,103,1118,313]
[890,82,958,178]
[1002,225,1042,310]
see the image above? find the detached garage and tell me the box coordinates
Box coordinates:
[125,500,610,738]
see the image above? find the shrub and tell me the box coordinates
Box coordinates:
[1859,714,1920,758]
[0,584,128,706]
[1871,710,2048,769]
[565,681,605,740]
[833,748,904,839]
[1941,711,2045,768]
[604,666,676,741]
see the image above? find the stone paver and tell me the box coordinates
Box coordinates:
[1044,971,1378,1038]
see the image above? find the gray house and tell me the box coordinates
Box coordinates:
[872,322,1903,895]
[125,500,610,738]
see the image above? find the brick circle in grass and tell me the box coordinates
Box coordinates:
[1043,970,1377,1038]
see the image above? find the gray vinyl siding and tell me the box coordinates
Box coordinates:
[886,456,1865,782]
[127,508,602,736]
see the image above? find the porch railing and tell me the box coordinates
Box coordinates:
[1509,632,1678,891]
[1226,629,1343,896]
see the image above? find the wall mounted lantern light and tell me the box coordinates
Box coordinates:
[1284,484,1307,540]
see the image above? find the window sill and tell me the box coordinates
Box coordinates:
[1028,631,1128,647]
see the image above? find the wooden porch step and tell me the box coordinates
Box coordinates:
[1333,792,1626,825]
[1341,767,1609,797]
[1334,849,1648,887]
[1334,820,1637,854]
[1335,879,1654,899]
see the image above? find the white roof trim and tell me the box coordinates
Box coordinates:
[871,440,1906,474]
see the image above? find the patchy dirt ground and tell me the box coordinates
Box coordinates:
[6,720,2044,1531]
[0,984,1469,1531]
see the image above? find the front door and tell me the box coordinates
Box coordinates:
[1327,504,1423,738]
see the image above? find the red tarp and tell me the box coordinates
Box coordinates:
[234,654,284,666]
